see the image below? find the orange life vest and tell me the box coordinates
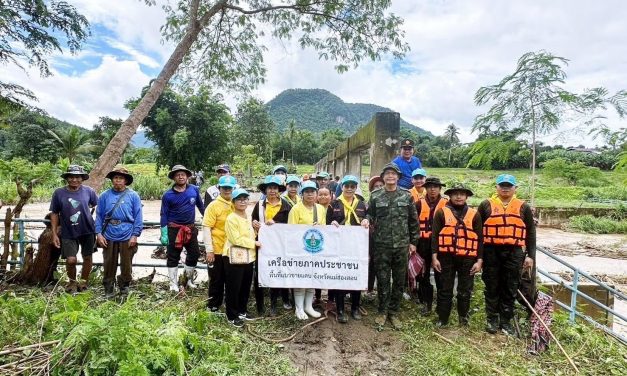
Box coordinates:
[419,197,448,239]
[438,206,479,257]
[483,198,527,246]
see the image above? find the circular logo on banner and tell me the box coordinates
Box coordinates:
[303,228,324,254]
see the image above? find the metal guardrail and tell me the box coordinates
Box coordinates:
[536,246,627,344]
[3,219,626,343]
[1,218,208,270]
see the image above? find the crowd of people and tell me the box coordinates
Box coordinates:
[47,137,535,333]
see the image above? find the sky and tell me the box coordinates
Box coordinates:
[2,0,626,146]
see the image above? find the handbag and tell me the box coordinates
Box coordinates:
[228,245,251,264]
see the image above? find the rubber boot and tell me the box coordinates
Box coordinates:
[104,282,115,299]
[293,289,308,320]
[270,293,278,317]
[184,265,196,289]
[168,267,180,292]
[78,256,93,291]
[304,289,321,318]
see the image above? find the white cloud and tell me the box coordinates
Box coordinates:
[3,0,626,147]
[0,55,151,127]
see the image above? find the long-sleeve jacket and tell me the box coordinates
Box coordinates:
[477,198,536,258]
[326,196,367,225]
[224,213,256,262]
[95,188,143,241]
[431,203,484,259]
[367,187,419,249]
[252,198,291,225]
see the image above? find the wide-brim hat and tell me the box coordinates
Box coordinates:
[368,176,384,192]
[168,164,192,180]
[424,177,445,187]
[61,165,89,180]
[106,167,134,185]
[444,183,474,197]
[258,175,286,192]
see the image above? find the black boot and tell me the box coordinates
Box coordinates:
[104,283,115,299]
[500,320,516,336]
[270,296,278,317]
[486,317,499,334]
[337,310,348,323]
[420,303,432,316]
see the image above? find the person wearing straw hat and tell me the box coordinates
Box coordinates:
[252,175,292,316]
[478,174,536,335]
[287,180,327,320]
[223,188,260,327]
[204,164,233,206]
[431,183,483,327]
[415,177,448,316]
[160,165,205,293]
[327,175,370,323]
[50,165,98,293]
[95,167,143,298]
[203,175,237,313]
[367,163,419,329]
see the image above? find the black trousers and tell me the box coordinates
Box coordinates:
[434,253,476,323]
[334,290,361,313]
[224,258,254,320]
[482,246,525,322]
[166,227,200,267]
[417,239,433,307]
[207,254,226,309]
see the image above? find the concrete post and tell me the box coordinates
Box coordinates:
[347,150,362,178]
[370,113,400,178]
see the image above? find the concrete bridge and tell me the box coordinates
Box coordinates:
[314,112,400,179]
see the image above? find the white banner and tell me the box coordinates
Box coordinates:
[258,224,369,290]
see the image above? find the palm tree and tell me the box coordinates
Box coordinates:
[443,123,460,165]
[48,128,92,163]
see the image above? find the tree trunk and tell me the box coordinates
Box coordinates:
[85,0,227,191]
[1,208,13,273]
[531,124,536,207]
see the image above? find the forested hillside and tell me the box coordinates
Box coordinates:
[266,88,433,136]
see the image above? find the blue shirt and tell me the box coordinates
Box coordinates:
[95,188,143,241]
[160,184,204,227]
[392,155,423,190]
[49,185,98,239]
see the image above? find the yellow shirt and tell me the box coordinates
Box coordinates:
[202,195,232,256]
[282,193,301,207]
[288,202,327,225]
[264,199,282,221]
[224,212,256,262]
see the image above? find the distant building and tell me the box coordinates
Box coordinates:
[566,146,602,154]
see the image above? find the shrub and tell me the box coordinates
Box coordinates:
[564,215,627,234]
[542,158,607,186]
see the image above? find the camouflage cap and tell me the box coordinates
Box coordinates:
[400,138,414,148]
[444,182,474,197]
[380,162,401,178]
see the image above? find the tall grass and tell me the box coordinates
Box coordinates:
[564,215,627,234]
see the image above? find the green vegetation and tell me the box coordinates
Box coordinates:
[565,215,627,234]
[398,282,627,375]
[266,88,431,135]
[0,286,293,375]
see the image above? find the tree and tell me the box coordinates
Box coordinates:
[126,85,231,172]
[233,97,275,159]
[443,123,460,165]
[466,136,528,170]
[3,110,59,163]
[0,0,89,105]
[473,51,626,205]
[48,127,92,163]
[87,0,409,190]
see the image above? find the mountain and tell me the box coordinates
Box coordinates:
[131,130,154,147]
[266,88,433,136]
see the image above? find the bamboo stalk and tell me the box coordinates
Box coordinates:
[517,290,579,374]
[0,340,60,356]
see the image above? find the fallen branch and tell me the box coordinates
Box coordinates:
[517,290,579,374]
[246,316,327,343]
[432,331,454,345]
[0,340,60,356]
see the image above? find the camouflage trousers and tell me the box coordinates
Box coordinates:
[482,246,525,322]
[373,246,408,315]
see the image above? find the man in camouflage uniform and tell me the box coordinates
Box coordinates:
[367,163,419,329]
